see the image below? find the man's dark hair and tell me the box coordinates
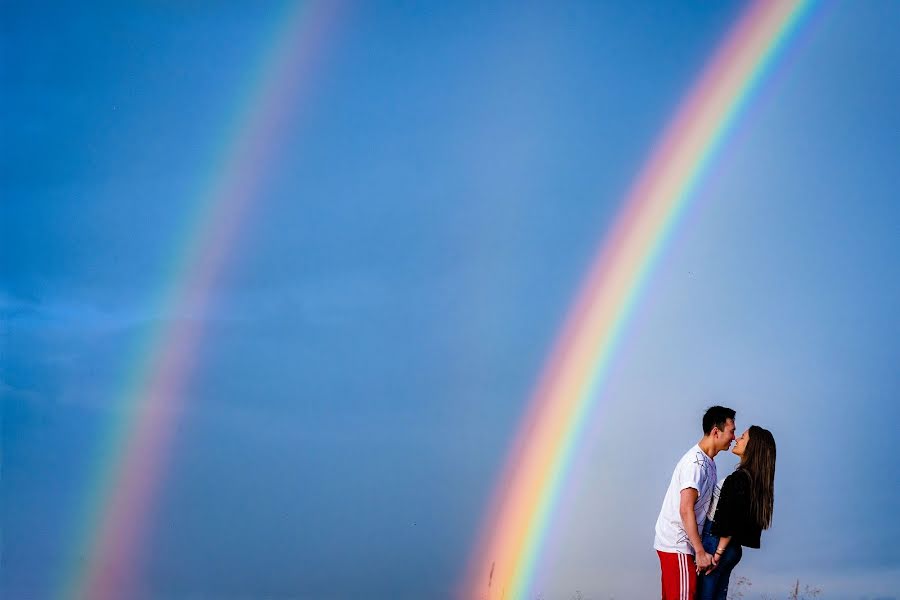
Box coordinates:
[702,405,736,435]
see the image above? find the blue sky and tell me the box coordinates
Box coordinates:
[2,2,899,599]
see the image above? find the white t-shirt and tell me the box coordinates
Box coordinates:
[653,444,718,555]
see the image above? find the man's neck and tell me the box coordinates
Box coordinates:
[697,436,718,460]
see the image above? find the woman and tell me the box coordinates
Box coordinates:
[696,425,776,600]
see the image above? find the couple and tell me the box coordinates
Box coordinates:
[654,406,777,599]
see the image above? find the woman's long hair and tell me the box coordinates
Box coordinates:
[737,425,776,529]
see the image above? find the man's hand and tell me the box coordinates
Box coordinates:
[702,552,720,575]
[694,549,713,569]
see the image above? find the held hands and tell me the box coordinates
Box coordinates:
[694,550,719,575]
[695,552,722,575]
[705,551,720,574]
[694,550,714,570]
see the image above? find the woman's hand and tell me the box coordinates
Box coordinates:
[698,552,719,575]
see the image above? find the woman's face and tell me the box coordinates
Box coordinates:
[732,429,750,457]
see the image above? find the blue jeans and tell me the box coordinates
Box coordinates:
[696,520,742,600]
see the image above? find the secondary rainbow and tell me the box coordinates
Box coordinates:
[462,2,815,599]
[59,3,342,599]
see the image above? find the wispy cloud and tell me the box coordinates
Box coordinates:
[1,270,393,336]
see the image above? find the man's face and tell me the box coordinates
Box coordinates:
[713,418,736,451]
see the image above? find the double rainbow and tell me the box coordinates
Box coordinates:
[462,2,815,599]
[60,3,342,598]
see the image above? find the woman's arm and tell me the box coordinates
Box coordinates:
[713,472,748,538]
[714,535,732,559]
[707,534,732,571]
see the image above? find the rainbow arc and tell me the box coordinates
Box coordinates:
[461,2,815,598]
[60,3,342,598]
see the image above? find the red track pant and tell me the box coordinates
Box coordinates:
[657,550,696,600]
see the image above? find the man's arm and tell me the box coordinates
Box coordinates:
[679,488,712,568]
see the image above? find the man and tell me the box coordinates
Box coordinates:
[654,406,736,600]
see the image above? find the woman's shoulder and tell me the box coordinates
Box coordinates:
[723,468,751,490]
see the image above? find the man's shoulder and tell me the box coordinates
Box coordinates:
[676,444,706,465]
[676,445,715,477]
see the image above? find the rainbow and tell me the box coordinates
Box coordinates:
[59,3,342,598]
[461,2,815,599]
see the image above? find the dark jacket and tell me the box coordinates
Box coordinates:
[710,469,762,548]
